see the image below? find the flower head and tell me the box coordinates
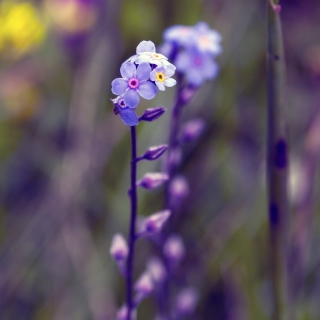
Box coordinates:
[175,48,219,87]
[111,61,157,109]
[150,65,176,91]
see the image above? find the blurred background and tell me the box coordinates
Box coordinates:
[0,0,320,319]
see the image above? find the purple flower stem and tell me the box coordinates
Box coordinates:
[166,74,185,185]
[126,126,138,320]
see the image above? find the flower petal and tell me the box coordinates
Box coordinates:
[120,108,139,126]
[163,65,176,77]
[111,78,128,95]
[156,81,166,91]
[124,89,140,109]
[149,69,157,81]
[136,40,156,54]
[120,62,136,79]
[175,51,189,71]
[164,78,176,87]
[137,82,158,100]
[136,62,152,81]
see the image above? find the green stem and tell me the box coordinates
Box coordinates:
[267,2,291,320]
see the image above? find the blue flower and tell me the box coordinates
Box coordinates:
[192,22,222,56]
[150,65,176,91]
[111,95,139,126]
[175,48,219,87]
[163,25,194,47]
[111,61,158,109]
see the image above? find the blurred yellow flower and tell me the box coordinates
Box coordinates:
[0,1,46,55]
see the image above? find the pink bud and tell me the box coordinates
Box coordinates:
[141,210,171,234]
[134,272,154,303]
[110,234,128,262]
[137,172,169,189]
[143,144,168,161]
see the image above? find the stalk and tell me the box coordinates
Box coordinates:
[126,126,138,320]
[267,2,291,320]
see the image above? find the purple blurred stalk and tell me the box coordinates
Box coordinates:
[126,126,138,320]
[267,2,291,319]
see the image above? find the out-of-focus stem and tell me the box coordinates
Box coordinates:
[126,126,138,320]
[267,2,291,320]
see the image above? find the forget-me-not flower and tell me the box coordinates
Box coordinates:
[175,48,219,87]
[150,65,176,91]
[111,61,157,109]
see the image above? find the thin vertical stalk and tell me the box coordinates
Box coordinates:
[126,126,138,320]
[267,2,290,320]
[165,75,185,204]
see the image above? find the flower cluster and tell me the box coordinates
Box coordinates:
[160,22,222,87]
[111,41,176,126]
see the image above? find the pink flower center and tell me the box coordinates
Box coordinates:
[128,78,139,89]
[193,56,203,66]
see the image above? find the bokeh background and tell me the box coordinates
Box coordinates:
[1,0,320,319]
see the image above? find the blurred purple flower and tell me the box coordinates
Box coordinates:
[169,175,189,207]
[147,257,166,284]
[111,61,157,109]
[192,22,222,55]
[175,48,219,87]
[163,25,194,47]
[111,95,138,126]
[175,287,199,316]
[150,65,177,91]
[163,235,185,265]
[181,118,206,142]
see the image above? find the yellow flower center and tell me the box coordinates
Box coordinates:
[156,72,165,82]
[151,53,162,60]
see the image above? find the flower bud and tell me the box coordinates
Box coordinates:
[110,233,128,262]
[163,235,185,265]
[143,144,168,161]
[175,288,199,316]
[147,257,166,284]
[117,305,136,320]
[169,175,189,207]
[181,118,206,142]
[139,107,166,122]
[134,272,154,303]
[137,172,169,189]
[140,210,171,235]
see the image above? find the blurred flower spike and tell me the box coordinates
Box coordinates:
[161,22,222,87]
[0,1,46,56]
[45,0,97,35]
[111,40,176,126]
